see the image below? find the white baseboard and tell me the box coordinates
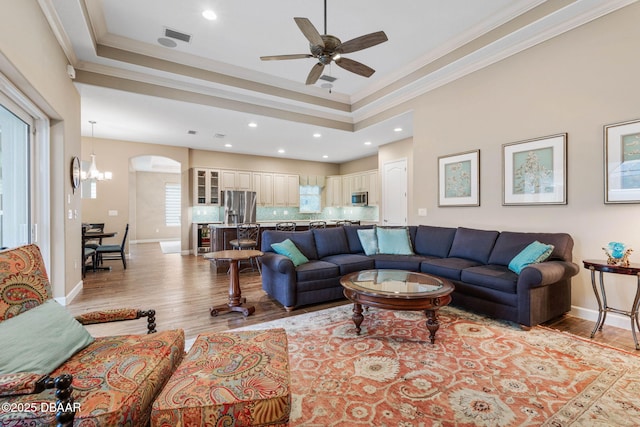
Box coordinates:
[55,279,83,306]
[131,238,180,244]
[569,305,634,331]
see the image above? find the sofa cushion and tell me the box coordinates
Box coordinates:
[271,239,309,267]
[420,257,482,281]
[296,260,341,282]
[322,253,375,275]
[313,227,350,258]
[0,299,94,377]
[261,230,318,260]
[376,227,414,255]
[414,225,457,258]
[357,229,378,255]
[343,225,375,253]
[448,227,499,264]
[371,254,434,271]
[508,241,554,274]
[488,231,574,265]
[461,265,519,293]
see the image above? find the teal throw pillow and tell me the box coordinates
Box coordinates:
[376,227,414,255]
[271,239,309,267]
[357,228,378,256]
[508,241,554,274]
[0,299,95,375]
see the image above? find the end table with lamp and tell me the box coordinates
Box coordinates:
[583,259,640,350]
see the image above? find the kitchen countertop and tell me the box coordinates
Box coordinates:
[207,220,375,228]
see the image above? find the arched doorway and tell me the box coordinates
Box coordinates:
[130,155,182,253]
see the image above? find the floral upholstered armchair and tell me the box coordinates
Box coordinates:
[0,244,185,426]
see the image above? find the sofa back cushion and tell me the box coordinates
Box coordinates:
[488,231,574,265]
[448,227,499,264]
[313,227,350,258]
[343,225,375,253]
[414,225,457,258]
[0,244,52,322]
[261,230,318,260]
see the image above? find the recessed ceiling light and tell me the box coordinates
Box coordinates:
[322,155,329,158]
[202,10,217,20]
[248,122,257,128]
[394,127,403,132]
[157,37,177,48]
[224,143,232,148]
[278,149,285,154]
[313,133,321,138]
[364,141,372,145]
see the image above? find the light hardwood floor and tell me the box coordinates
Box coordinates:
[68,242,638,353]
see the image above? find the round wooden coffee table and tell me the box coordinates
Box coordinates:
[340,269,454,344]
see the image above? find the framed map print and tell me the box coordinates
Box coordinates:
[438,150,480,207]
[502,133,567,205]
[605,118,640,203]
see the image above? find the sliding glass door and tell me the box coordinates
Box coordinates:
[0,96,32,248]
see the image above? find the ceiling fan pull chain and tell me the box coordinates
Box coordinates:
[324,0,327,35]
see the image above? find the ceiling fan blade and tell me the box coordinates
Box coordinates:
[294,17,324,48]
[335,57,375,78]
[336,31,388,54]
[306,63,325,85]
[260,54,313,61]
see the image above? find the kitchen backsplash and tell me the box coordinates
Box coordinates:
[192,205,379,223]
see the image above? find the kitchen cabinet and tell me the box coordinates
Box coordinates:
[253,172,274,206]
[273,174,300,207]
[366,170,379,206]
[191,168,220,205]
[325,175,342,207]
[221,170,252,191]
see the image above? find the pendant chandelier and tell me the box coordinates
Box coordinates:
[83,121,112,181]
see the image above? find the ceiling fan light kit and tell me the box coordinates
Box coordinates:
[260,1,388,85]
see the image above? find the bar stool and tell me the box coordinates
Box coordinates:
[335,220,353,227]
[309,221,327,229]
[229,223,261,273]
[275,222,296,231]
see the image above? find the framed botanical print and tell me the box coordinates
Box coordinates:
[604,118,640,203]
[502,133,567,205]
[438,150,480,207]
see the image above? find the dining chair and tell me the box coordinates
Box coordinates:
[83,247,96,277]
[275,222,296,231]
[229,223,261,273]
[309,221,327,229]
[83,223,105,249]
[96,224,129,269]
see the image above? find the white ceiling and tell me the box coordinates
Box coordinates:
[42,0,634,164]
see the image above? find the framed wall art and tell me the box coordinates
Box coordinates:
[502,133,567,205]
[604,118,640,204]
[438,150,480,207]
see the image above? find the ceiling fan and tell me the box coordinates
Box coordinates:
[260,0,388,85]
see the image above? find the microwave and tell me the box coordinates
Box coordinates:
[351,191,368,206]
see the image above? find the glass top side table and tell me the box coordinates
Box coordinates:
[583,259,640,350]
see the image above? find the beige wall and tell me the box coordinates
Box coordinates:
[339,155,378,175]
[81,137,190,253]
[189,149,340,176]
[134,171,182,241]
[407,3,640,319]
[0,1,82,298]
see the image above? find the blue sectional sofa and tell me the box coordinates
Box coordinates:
[260,225,580,327]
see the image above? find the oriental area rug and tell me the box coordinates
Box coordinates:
[234,304,640,426]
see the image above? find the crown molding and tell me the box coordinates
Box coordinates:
[37,0,78,65]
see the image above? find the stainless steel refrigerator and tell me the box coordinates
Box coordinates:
[223,190,257,225]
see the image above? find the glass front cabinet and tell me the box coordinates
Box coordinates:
[192,168,220,205]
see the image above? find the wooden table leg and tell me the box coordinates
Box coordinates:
[210,260,255,317]
[425,309,439,344]
[352,303,364,335]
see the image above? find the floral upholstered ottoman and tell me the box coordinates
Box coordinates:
[151,328,291,426]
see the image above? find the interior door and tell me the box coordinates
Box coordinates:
[382,159,408,226]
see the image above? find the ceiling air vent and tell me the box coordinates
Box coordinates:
[164,28,192,43]
[187,130,197,135]
[214,133,226,139]
[319,75,337,82]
